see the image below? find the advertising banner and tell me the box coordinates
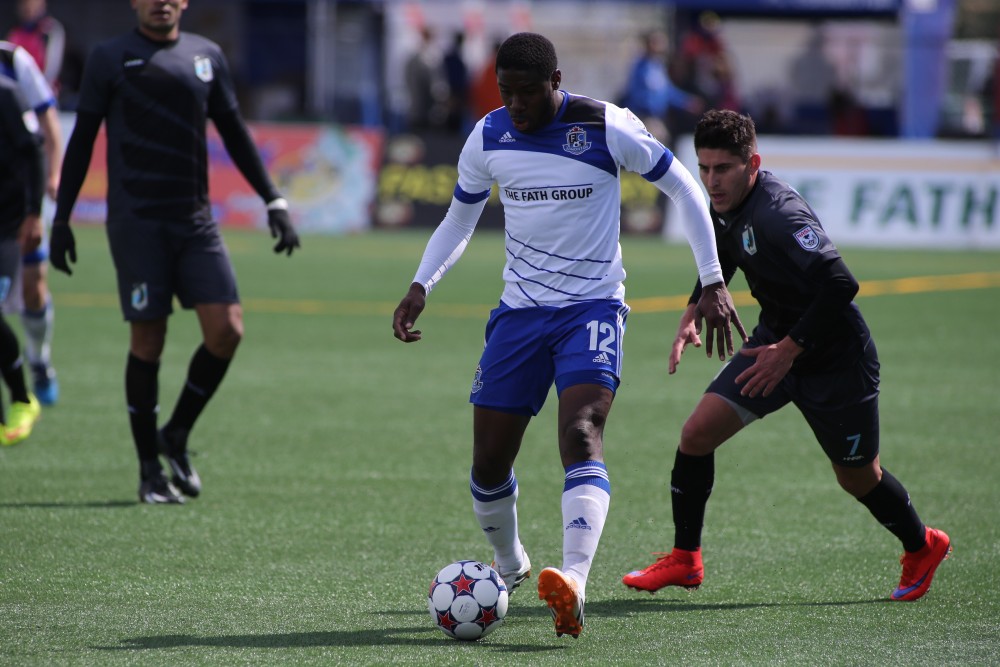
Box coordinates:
[670,136,1000,249]
[59,113,383,234]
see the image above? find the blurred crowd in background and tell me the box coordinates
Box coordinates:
[3,0,997,144]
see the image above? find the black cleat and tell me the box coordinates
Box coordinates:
[157,428,202,498]
[139,470,185,504]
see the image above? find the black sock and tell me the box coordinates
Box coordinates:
[857,467,926,552]
[125,353,160,466]
[0,316,29,405]
[165,345,231,434]
[672,449,714,551]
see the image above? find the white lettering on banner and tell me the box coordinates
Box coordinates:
[670,137,1000,249]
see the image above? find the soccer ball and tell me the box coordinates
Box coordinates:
[428,560,508,641]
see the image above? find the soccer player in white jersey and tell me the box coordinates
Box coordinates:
[0,41,62,405]
[392,32,745,638]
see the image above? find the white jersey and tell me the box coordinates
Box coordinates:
[413,91,722,308]
[0,41,56,114]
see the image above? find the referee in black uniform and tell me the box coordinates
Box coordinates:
[49,0,300,504]
[0,76,43,446]
[623,109,950,602]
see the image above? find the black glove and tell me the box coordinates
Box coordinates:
[49,222,77,275]
[267,208,300,256]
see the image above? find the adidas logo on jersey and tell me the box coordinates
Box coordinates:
[566,517,592,531]
[499,132,516,143]
[592,352,612,364]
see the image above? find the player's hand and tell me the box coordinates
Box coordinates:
[734,338,802,398]
[49,221,76,275]
[668,304,702,374]
[695,281,747,361]
[19,214,43,253]
[393,283,427,343]
[267,208,300,256]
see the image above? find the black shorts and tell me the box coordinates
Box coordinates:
[107,218,239,321]
[706,337,881,467]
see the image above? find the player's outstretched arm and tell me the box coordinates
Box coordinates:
[696,281,746,361]
[393,283,427,343]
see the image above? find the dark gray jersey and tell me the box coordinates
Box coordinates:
[77,29,239,223]
[712,170,871,370]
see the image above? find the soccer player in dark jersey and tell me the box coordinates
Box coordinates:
[0,77,44,446]
[48,0,300,504]
[622,109,951,602]
[393,33,743,638]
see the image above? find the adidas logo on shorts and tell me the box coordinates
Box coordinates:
[592,352,611,364]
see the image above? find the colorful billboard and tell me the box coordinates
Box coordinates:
[60,114,383,234]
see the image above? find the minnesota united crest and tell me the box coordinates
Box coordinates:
[742,225,757,255]
[194,55,214,83]
[131,282,149,311]
[562,126,591,155]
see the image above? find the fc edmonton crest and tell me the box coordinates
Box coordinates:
[194,55,214,83]
[562,126,592,155]
[793,225,820,251]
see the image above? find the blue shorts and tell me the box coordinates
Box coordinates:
[470,300,629,416]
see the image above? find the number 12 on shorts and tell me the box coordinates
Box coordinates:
[586,320,617,356]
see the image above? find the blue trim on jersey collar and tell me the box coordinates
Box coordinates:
[480,92,617,177]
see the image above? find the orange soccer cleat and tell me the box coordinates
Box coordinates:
[537,567,585,638]
[891,527,952,601]
[622,547,704,593]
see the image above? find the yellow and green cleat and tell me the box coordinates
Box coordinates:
[1,394,41,446]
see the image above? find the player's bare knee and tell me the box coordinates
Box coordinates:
[559,417,604,462]
[833,462,880,498]
[678,419,718,456]
[210,330,242,358]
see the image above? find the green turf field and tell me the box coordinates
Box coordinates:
[2,225,998,665]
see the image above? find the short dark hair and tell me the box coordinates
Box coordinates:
[694,110,757,163]
[495,32,557,79]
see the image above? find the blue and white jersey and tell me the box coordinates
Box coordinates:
[413,91,722,309]
[0,41,56,115]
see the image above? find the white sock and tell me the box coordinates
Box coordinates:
[561,461,611,596]
[471,469,525,574]
[21,298,53,368]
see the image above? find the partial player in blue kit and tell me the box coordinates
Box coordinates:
[48,0,300,504]
[393,32,745,638]
[0,40,63,406]
[0,75,44,446]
